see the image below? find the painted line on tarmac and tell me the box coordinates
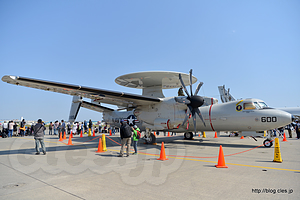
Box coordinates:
[165,156,300,172]
[104,148,300,173]
[224,162,300,172]
[16,137,300,172]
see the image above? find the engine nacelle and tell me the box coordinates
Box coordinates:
[203,97,218,105]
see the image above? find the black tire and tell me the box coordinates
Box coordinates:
[184,132,194,140]
[263,139,273,148]
[145,133,156,144]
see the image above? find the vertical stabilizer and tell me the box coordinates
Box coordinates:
[218,85,236,103]
[69,96,82,122]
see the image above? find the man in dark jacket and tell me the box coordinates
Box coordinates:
[118,120,132,157]
[33,119,46,155]
[20,119,26,137]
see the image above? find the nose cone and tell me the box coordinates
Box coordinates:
[277,110,294,126]
[189,95,204,108]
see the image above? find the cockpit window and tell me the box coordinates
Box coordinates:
[244,102,256,110]
[254,102,261,109]
[258,102,268,108]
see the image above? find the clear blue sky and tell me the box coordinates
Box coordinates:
[0,0,299,122]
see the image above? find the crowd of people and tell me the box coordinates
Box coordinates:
[0,119,31,138]
[0,119,117,138]
[48,119,117,138]
[0,118,142,157]
[267,121,300,139]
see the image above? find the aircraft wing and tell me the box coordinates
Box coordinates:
[2,75,161,108]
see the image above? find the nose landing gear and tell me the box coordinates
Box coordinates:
[263,139,273,148]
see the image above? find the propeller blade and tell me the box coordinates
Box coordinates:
[175,97,191,104]
[194,82,203,96]
[182,107,191,126]
[189,69,193,96]
[195,108,206,127]
[192,109,197,134]
[179,74,190,98]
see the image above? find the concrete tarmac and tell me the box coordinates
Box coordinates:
[0,131,299,200]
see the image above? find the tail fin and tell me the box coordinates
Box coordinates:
[218,85,236,103]
[69,96,82,122]
[69,96,115,122]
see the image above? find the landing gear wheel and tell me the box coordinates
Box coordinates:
[263,139,273,148]
[184,132,194,140]
[145,133,156,144]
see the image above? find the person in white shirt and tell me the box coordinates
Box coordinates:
[72,122,77,135]
[8,121,14,137]
[3,121,8,136]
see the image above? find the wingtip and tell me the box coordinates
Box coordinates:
[2,75,19,84]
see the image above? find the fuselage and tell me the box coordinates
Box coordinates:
[102,110,144,131]
[134,97,293,132]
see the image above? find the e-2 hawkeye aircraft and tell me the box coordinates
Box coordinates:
[2,70,295,146]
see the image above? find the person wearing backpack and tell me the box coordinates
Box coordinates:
[118,120,132,157]
[132,125,140,155]
[20,119,26,137]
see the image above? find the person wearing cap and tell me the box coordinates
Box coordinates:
[33,119,46,155]
[132,125,140,155]
[118,120,132,157]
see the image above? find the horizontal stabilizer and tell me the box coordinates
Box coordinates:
[81,101,114,112]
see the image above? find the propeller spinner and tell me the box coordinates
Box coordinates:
[178,69,206,134]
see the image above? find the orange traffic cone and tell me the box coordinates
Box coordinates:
[67,135,73,145]
[240,136,245,139]
[215,145,228,168]
[154,132,156,136]
[109,130,112,136]
[59,132,63,141]
[96,138,104,153]
[282,133,287,142]
[80,130,83,138]
[214,132,218,138]
[63,131,66,140]
[168,132,170,137]
[157,142,168,161]
[93,130,95,137]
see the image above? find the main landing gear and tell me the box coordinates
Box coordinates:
[184,132,194,140]
[143,129,156,144]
